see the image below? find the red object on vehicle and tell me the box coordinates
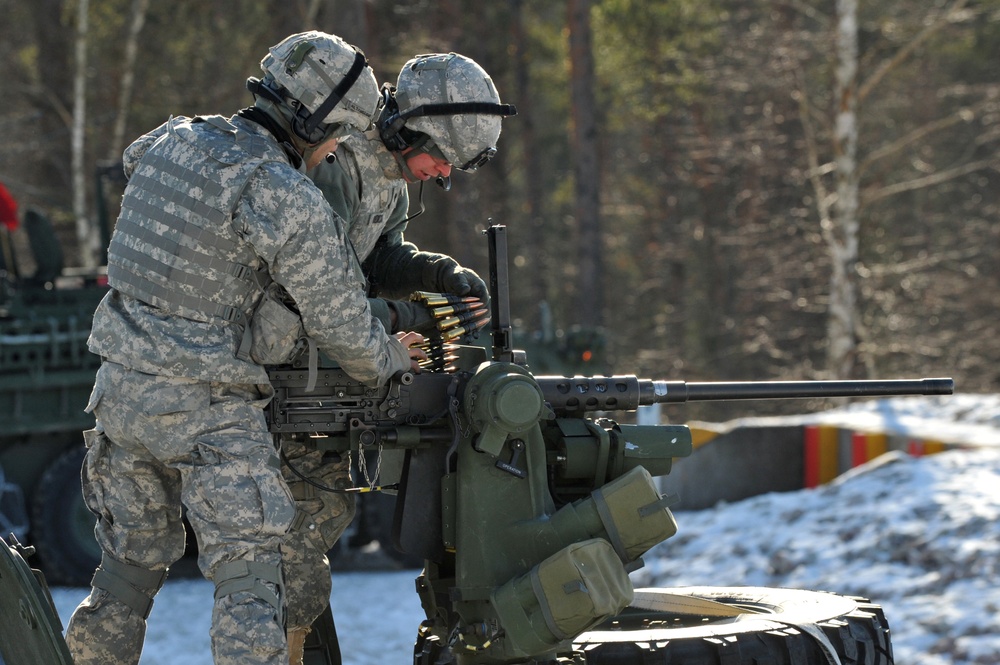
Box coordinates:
[0,182,18,231]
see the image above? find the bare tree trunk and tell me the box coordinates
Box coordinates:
[687,104,731,376]
[72,0,99,268]
[510,0,547,327]
[107,0,150,163]
[28,0,74,204]
[824,0,861,378]
[567,0,603,327]
[106,0,149,162]
[822,0,973,379]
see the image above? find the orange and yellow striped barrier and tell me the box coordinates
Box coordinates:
[803,425,950,487]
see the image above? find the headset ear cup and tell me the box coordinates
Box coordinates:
[377,87,413,153]
[377,113,409,152]
[380,120,407,152]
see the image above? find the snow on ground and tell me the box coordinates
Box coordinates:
[703,392,1000,447]
[49,394,1000,665]
[51,569,427,665]
[635,447,1000,665]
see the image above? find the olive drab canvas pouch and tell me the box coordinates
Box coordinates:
[591,465,679,563]
[490,538,633,656]
[250,282,307,365]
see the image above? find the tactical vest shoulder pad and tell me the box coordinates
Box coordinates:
[171,115,287,164]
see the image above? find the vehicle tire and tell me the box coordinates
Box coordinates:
[30,445,100,587]
[574,586,893,665]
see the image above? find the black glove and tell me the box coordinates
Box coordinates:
[430,257,489,303]
[387,300,436,335]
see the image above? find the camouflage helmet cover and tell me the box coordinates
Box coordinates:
[395,53,512,170]
[259,31,379,138]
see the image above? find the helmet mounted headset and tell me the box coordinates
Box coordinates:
[383,84,516,218]
[246,33,374,146]
[378,88,517,172]
[376,53,517,181]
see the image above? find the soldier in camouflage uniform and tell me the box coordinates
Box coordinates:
[274,52,515,662]
[63,32,425,665]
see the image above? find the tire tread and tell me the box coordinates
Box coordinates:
[580,591,894,665]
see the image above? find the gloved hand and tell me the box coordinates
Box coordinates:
[407,291,491,346]
[387,300,436,335]
[428,257,490,303]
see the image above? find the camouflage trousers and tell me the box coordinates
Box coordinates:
[279,436,356,632]
[64,362,295,665]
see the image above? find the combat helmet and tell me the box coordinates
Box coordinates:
[248,31,379,144]
[377,53,516,171]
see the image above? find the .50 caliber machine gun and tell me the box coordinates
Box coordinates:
[268,225,951,665]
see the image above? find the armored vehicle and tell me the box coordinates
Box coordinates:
[0,172,115,586]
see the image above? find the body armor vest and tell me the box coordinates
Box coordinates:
[107,116,284,359]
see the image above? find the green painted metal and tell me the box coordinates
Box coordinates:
[0,172,114,586]
[0,536,74,665]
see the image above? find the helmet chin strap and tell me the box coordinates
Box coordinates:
[301,140,333,168]
[391,137,452,191]
[391,149,422,184]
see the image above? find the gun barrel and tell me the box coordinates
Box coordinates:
[535,376,954,414]
[646,377,954,403]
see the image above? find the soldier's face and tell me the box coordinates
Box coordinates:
[402,150,452,183]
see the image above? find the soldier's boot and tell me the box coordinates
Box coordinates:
[288,627,309,665]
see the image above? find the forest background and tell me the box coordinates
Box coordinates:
[1,0,998,422]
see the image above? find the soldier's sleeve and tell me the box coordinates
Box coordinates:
[361,189,430,299]
[363,188,470,299]
[308,154,397,330]
[362,186,417,332]
[241,166,409,386]
[375,186,411,248]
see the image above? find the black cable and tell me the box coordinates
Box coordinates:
[278,444,398,494]
[404,181,426,223]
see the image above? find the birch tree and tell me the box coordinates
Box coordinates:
[805,0,974,379]
[825,0,861,379]
[72,0,101,268]
[107,0,150,162]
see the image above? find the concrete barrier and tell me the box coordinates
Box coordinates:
[660,425,804,510]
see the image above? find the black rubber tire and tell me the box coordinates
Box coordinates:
[574,586,894,664]
[30,445,101,587]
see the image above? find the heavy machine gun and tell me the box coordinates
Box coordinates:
[268,225,952,665]
[0,224,952,665]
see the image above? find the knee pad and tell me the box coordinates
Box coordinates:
[213,558,284,623]
[91,553,169,619]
